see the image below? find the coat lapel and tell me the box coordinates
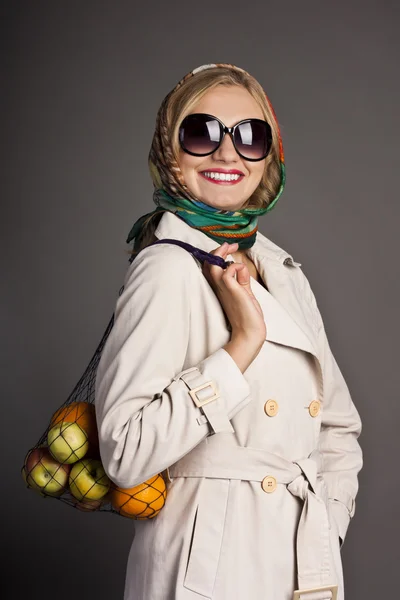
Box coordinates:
[246,249,318,361]
[154,211,319,362]
[250,276,317,358]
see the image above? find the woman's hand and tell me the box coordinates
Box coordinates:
[201,242,266,372]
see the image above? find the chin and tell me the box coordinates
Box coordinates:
[191,183,249,213]
[201,196,247,212]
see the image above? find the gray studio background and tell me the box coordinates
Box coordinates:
[2,1,399,598]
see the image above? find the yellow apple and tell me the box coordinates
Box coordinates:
[22,464,48,497]
[69,458,111,501]
[47,421,89,464]
[24,447,71,497]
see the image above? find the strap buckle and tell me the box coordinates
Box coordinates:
[189,380,219,407]
[293,584,338,600]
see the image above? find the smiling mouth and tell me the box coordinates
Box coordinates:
[199,171,244,185]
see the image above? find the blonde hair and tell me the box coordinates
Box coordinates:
[128,65,283,260]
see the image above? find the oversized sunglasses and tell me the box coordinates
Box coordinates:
[178,113,273,162]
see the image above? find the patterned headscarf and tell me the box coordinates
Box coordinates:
[126,63,286,252]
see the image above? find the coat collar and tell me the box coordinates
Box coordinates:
[154,211,320,364]
[154,209,301,268]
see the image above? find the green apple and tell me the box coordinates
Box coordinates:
[24,447,71,497]
[69,458,111,501]
[47,421,89,464]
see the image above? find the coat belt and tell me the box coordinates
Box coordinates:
[167,441,338,600]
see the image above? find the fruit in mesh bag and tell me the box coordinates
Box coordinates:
[69,458,111,501]
[64,489,105,512]
[47,421,89,464]
[23,447,71,497]
[73,497,104,512]
[109,473,167,519]
[50,401,99,457]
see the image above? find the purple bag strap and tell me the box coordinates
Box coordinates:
[129,238,233,269]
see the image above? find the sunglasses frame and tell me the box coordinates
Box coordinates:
[178,113,273,162]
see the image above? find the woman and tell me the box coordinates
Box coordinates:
[95,63,363,600]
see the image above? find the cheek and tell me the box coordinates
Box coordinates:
[248,163,265,188]
[177,153,201,182]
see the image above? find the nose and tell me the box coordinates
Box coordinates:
[212,132,239,162]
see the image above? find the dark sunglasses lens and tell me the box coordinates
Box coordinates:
[234,120,272,160]
[179,115,221,155]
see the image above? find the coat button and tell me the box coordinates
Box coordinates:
[308,400,321,417]
[264,399,279,417]
[261,475,277,493]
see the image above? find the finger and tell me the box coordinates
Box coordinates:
[215,241,238,254]
[235,263,252,288]
[209,241,238,259]
[236,265,256,297]
[222,263,254,296]
[206,260,243,295]
[221,262,247,284]
[202,242,238,279]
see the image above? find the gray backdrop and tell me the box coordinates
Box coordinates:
[2,1,399,598]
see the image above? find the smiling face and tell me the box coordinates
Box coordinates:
[176,85,267,211]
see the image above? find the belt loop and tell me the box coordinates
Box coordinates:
[162,467,173,484]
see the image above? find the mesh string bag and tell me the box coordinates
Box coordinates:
[21,239,231,517]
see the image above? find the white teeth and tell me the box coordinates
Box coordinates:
[202,172,241,181]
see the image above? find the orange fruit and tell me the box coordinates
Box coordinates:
[109,474,167,519]
[50,402,99,456]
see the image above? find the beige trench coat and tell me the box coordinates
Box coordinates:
[95,210,363,600]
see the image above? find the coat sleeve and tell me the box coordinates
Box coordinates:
[94,244,252,489]
[305,277,363,547]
